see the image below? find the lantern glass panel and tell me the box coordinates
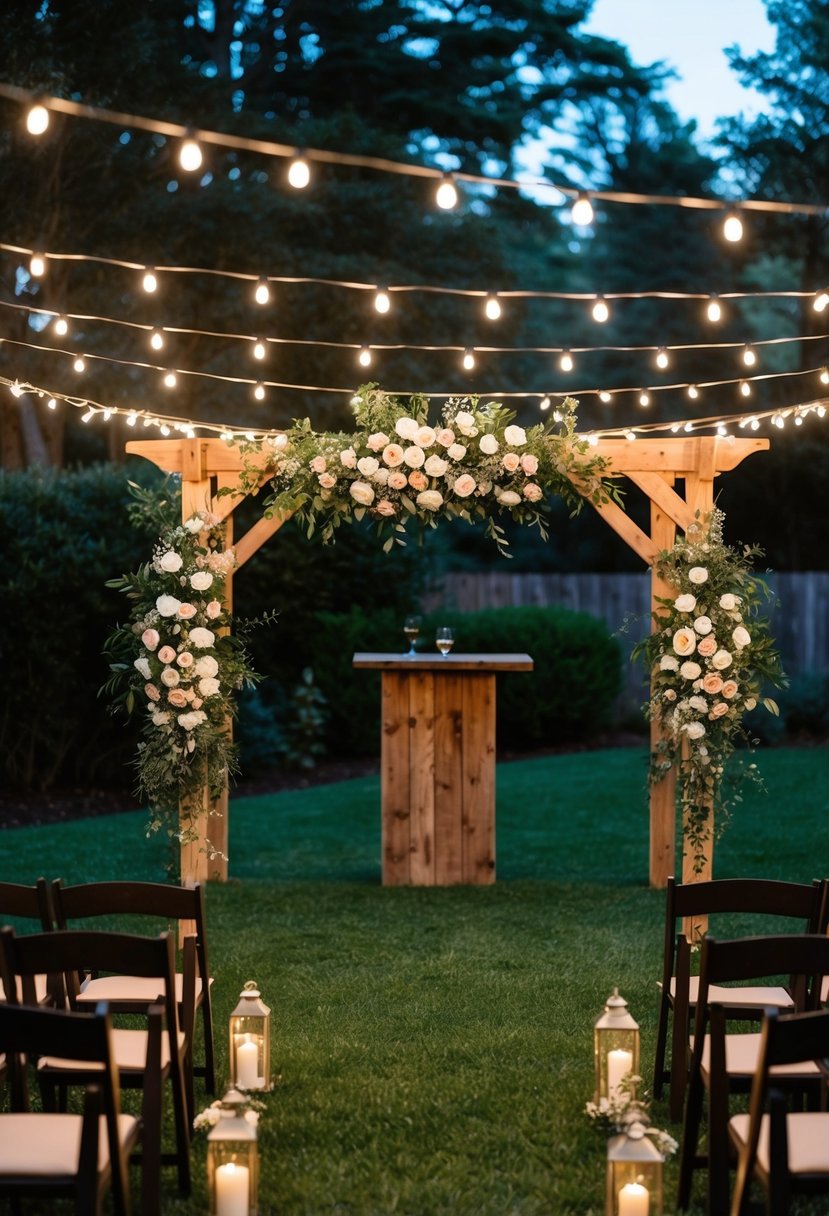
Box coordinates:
[229,982,271,1091]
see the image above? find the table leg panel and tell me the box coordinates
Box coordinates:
[433,673,465,885]
[408,672,436,885]
[462,674,496,884]
[381,673,412,885]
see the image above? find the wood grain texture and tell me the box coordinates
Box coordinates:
[433,674,465,884]
[408,673,436,885]
[381,673,411,885]
[462,674,496,884]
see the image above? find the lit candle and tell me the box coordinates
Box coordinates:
[236,1037,259,1089]
[607,1048,633,1099]
[618,1180,649,1216]
[215,1161,249,1216]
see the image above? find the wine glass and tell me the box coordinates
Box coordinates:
[403,615,421,656]
[436,626,455,656]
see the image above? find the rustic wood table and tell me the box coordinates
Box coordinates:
[352,653,533,886]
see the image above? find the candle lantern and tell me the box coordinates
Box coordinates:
[594,987,640,1104]
[207,1087,259,1216]
[229,981,271,1091]
[606,1120,664,1216]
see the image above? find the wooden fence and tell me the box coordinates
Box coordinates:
[424,571,829,713]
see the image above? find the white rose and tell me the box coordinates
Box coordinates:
[151,711,171,726]
[424,454,448,477]
[349,480,375,506]
[504,424,527,447]
[680,661,702,680]
[156,594,182,618]
[479,434,499,455]
[373,467,390,485]
[190,571,213,591]
[659,655,679,672]
[447,443,467,461]
[395,416,420,441]
[744,696,757,711]
[689,695,708,713]
[194,655,219,678]
[732,625,751,649]
[189,627,216,649]
[416,489,444,512]
[498,490,522,507]
[688,566,709,585]
[198,677,221,697]
[177,710,207,731]
[674,593,696,613]
[453,473,477,498]
[340,447,357,469]
[158,550,183,572]
[367,431,389,452]
[454,410,475,431]
[357,456,380,477]
[436,428,455,447]
[719,593,737,610]
[184,517,203,534]
[160,667,180,687]
[684,721,706,740]
[382,444,405,467]
[134,656,152,680]
[693,616,713,636]
[672,628,696,656]
[712,649,733,670]
[415,425,436,448]
[403,446,425,468]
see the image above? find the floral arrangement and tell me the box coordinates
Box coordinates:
[104,510,260,856]
[230,384,614,554]
[193,1094,265,1132]
[585,1076,678,1158]
[634,510,784,870]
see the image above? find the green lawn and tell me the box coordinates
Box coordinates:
[2,746,828,1214]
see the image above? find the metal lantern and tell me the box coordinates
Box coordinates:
[606,1120,664,1216]
[594,987,640,1104]
[207,1087,259,1216]
[229,981,271,1092]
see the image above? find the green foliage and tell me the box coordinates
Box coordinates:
[280,667,329,770]
[779,670,829,737]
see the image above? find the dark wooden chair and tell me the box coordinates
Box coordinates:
[51,877,216,1094]
[0,999,143,1216]
[677,933,829,1214]
[653,876,824,1120]
[0,877,56,1005]
[0,925,193,1200]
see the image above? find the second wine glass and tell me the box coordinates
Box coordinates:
[435,626,454,656]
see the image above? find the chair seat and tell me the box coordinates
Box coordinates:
[730,1112,829,1175]
[0,972,52,1005]
[669,976,794,1009]
[77,972,209,1006]
[0,1112,139,1175]
[699,1032,821,1080]
[39,1026,186,1074]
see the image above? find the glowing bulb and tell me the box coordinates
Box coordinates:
[358,345,372,367]
[638,391,650,407]
[484,293,501,321]
[287,155,310,189]
[374,288,391,314]
[750,417,760,430]
[599,391,612,404]
[655,347,669,370]
[588,433,599,446]
[254,279,270,306]
[626,430,637,441]
[723,208,744,242]
[539,395,551,411]
[820,367,829,385]
[436,173,458,210]
[706,294,722,323]
[26,103,50,135]
[570,192,594,226]
[53,315,69,337]
[73,356,85,373]
[150,329,164,351]
[717,424,728,436]
[163,371,177,388]
[742,345,757,367]
[462,348,475,371]
[819,405,827,418]
[684,421,694,432]
[740,379,751,396]
[591,295,609,323]
[772,413,785,428]
[559,350,574,373]
[253,382,265,401]
[142,269,158,294]
[795,414,804,426]
[813,288,829,313]
[160,424,171,436]
[103,409,113,421]
[29,253,46,278]
[81,407,94,423]
[47,397,57,410]
[126,412,137,427]
[179,136,203,172]
[252,340,266,361]
[687,385,699,399]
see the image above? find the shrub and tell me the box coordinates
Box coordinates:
[780,671,829,738]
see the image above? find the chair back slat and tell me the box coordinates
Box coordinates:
[0,878,54,930]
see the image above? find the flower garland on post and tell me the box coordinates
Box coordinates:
[634,510,784,872]
[104,510,260,862]
[229,385,615,552]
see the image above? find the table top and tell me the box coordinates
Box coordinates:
[352,652,534,672]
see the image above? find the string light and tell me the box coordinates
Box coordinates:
[142,268,158,294]
[374,287,391,314]
[358,345,372,367]
[73,356,85,373]
[252,340,266,361]
[740,379,751,396]
[25,102,50,135]
[625,430,637,441]
[814,288,829,313]
[435,173,458,210]
[722,207,744,243]
[655,347,669,369]
[706,294,722,322]
[742,345,757,366]
[599,390,612,404]
[638,391,650,407]
[53,315,69,337]
[687,385,699,399]
[462,348,475,370]
[539,395,551,410]
[684,421,694,432]
[253,382,265,401]
[559,350,574,373]
[254,279,270,306]
[179,134,203,172]
[150,329,164,351]
[820,368,829,385]
[163,371,177,388]
[126,411,137,426]
[484,293,502,320]
[29,252,46,278]
[591,295,610,323]
[570,192,594,226]
[81,406,95,423]
[47,396,57,409]
[287,152,311,189]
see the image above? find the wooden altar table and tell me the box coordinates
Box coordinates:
[352,653,533,886]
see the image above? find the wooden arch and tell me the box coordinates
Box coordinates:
[127,433,769,891]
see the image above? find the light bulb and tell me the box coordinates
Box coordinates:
[26,103,50,135]
[103,409,113,422]
[47,397,57,410]
[570,192,594,226]
[684,421,694,432]
[723,208,744,243]
[163,371,177,388]
[717,424,728,436]
[655,347,669,370]
[587,433,599,446]
[179,136,203,172]
[81,407,94,423]
[142,269,158,294]
[253,382,266,401]
[358,345,372,367]
[626,430,637,441]
[819,405,827,418]
[559,350,574,373]
[73,356,85,373]
[254,279,270,306]
[591,295,609,323]
[462,348,475,370]
[706,294,722,323]
[436,173,458,210]
[150,329,164,351]
[795,414,804,425]
[638,391,650,407]
[252,340,266,360]
[539,395,551,411]
[29,253,46,278]
[53,315,69,337]
[820,368,829,385]
[126,412,137,427]
[773,413,785,428]
[687,385,699,399]
[750,417,760,430]
[599,390,612,404]
[374,288,391,314]
[740,379,751,396]
[484,293,501,321]
[287,155,310,189]
[742,345,757,367]
[813,288,829,313]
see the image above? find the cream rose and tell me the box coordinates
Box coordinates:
[693,615,713,635]
[453,474,477,498]
[319,472,336,489]
[424,454,448,477]
[688,695,708,713]
[697,635,718,657]
[479,434,499,455]
[395,416,419,441]
[712,649,733,670]
[436,428,455,447]
[659,655,679,672]
[721,679,739,699]
[744,696,757,711]
[709,702,729,719]
[382,444,405,468]
[388,471,408,490]
[176,651,194,668]
[157,645,176,664]
[190,571,213,591]
[357,456,380,477]
[502,452,521,473]
[160,667,180,688]
[194,655,219,679]
[523,483,543,502]
[151,710,170,725]
[416,489,444,511]
[403,446,425,469]
[674,593,697,613]
[447,443,467,461]
[158,550,183,573]
[680,660,702,680]
[198,677,221,697]
[415,425,436,448]
[684,721,706,740]
[168,688,188,708]
[520,453,539,475]
[663,689,677,701]
[189,627,216,649]
[310,455,327,474]
[672,628,696,656]
[498,490,522,507]
[156,594,181,618]
[367,431,389,452]
[719,593,738,610]
[688,566,709,584]
[145,682,161,702]
[177,602,197,619]
[206,600,222,620]
[183,516,203,534]
[373,467,390,486]
[134,656,151,680]
[349,480,375,506]
[454,410,475,432]
[702,673,724,695]
[408,470,428,491]
[340,447,357,469]
[177,710,207,731]
[141,628,160,651]
[732,625,751,649]
[504,424,527,447]
[375,499,396,517]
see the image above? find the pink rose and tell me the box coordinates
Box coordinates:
[349,480,375,507]
[141,628,160,651]
[502,452,520,473]
[702,673,723,695]
[177,603,197,620]
[160,667,180,688]
[387,471,408,490]
[375,499,396,517]
[382,444,405,467]
[340,447,357,468]
[206,601,222,620]
[453,474,476,498]
[145,683,161,702]
[310,455,327,474]
[319,472,336,489]
[157,645,177,664]
[523,483,543,502]
[436,428,455,447]
[191,697,204,709]
[367,431,389,452]
[167,688,188,708]
[520,453,539,475]
[176,651,194,668]
[697,635,718,657]
[721,680,739,699]
[709,702,729,719]
[408,470,428,491]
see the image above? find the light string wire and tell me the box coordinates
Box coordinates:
[2,81,828,218]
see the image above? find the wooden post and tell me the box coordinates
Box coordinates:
[649,481,678,889]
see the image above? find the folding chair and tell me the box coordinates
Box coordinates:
[0,1000,142,1216]
[677,933,829,1214]
[653,876,823,1120]
[0,925,193,1199]
[0,877,56,1005]
[52,877,216,1094]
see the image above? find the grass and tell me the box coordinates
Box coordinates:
[2,745,829,1214]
